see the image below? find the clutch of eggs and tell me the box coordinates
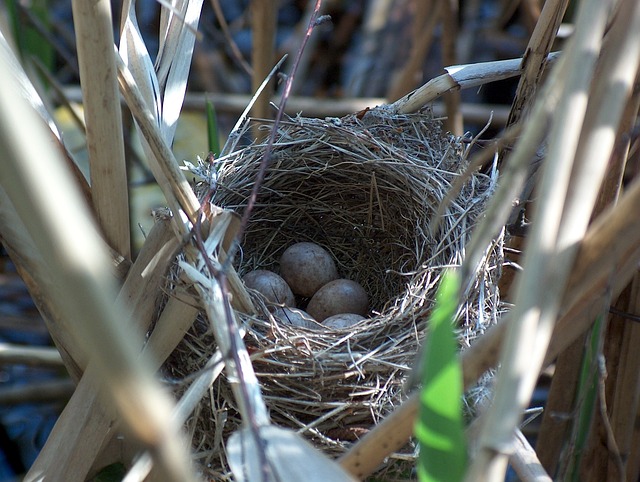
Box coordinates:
[242,242,369,329]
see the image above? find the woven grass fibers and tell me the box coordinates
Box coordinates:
[165,107,502,477]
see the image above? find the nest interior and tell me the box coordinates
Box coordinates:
[164,107,502,477]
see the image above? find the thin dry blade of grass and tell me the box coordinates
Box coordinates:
[71,0,130,260]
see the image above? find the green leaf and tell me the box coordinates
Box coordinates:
[206,98,220,158]
[415,270,467,482]
[7,0,54,74]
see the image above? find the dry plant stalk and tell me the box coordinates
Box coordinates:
[387,0,443,102]
[250,0,277,136]
[23,217,185,482]
[441,0,462,135]
[505,0,570,128]
[0,48,196,481]
[0,344,64,368]
[71,0,130,260]
[537,0,640,475]
[391,52,560,115]
[467,0,612,479]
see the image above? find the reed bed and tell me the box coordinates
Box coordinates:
[2,1,640,481]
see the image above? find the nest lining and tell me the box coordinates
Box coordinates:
[164,107,503,477]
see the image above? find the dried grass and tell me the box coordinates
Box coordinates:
[163,106,503,477]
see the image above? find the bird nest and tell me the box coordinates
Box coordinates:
[163,107,503,478]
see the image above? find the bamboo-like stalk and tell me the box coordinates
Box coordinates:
[466,1,611,478]
[538,10,640,472]
[62,85,513,124]
[603,278,640,481]
[441,0,462,135]
[71,0,130,260]
[339,165,640,478]
[0,379,75,404]
[19,212,189,482]
[0,187,86,380]
[250,0,277,140]
[510,429,553,482]
[504,0,569,128]
[391,52,560,114]
[387,0,442,102]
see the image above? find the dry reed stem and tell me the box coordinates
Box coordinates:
[250,0,277,140]
[392,52,560,114]
[387,0,442,102]
[116,52,254,316]
[71,0,130,260]
[0,187,86,380]
[537,2,640,472]
[505,0,570,129]
[62,86,514,125]
[605,278,640,481]
[509,429,553,482]
[0,379,75,405]
[24,217,183,481]
[441,0,463,135]
[468,0,611,478]
[115,52,200,232]
[339,167,640,479]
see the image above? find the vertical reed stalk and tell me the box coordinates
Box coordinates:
[250,0,277,140]
[71,0,130,260]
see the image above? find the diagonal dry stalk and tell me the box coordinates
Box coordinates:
[391,52,560,115]
[466,1,613,479]
[0,47,197,482]
[505,0,570,128]
[536,1,640,475]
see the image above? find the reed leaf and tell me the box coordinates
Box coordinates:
[415,270,466,482]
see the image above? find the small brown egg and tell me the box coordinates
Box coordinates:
[323,313,366,329]
[307,279,369,322]
[279,242,338,297]
[273,307,318,329]
[242,269,295,307]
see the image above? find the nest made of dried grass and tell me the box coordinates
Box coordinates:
[164,106,503,478]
